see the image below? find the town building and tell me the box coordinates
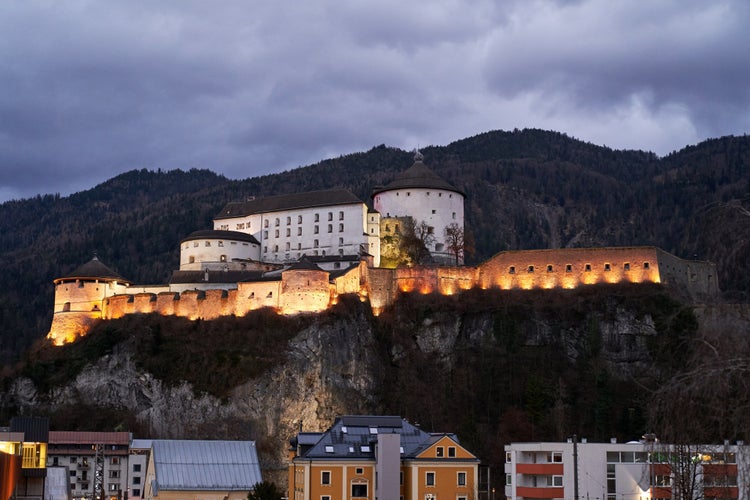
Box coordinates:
[1,417,49,500]
[142,439,262,500]
[505,439,748,500]
[47,431,131,500]
[288,415,480,500]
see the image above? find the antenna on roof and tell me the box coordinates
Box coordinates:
[414,147,423,162]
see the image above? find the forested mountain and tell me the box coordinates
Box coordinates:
[0,128,748,364]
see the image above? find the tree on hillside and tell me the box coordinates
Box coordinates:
[248,481,283,500]
[400,217,435,265]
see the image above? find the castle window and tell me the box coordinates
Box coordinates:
[189,256,195,263]
[339,211,344,220]
[624,262,631,271]
[334,262,341,269]
[407,192,411,196]
[263,230,268,239]
[428,226,434,234]
[547,264,553,272]
[273,245,278,252]
[63,302,71,312]
[275,229,279,238]
[298,243,301,250]
[286,216,291,225]
[385,224,390,232]
[585,264,592,272]
[604,263,611,271]
[285,242,290,251]
[314,250,319,255]
[439,193,442,197]
[328,224,333,233]
[322,250,326,256]
[194,242,199,247]
[452,212,456,219]
[314,239,319,248]
[432,209,436,214]
[395,224,400,233]
[644,262,650,269]
[339,238,344,246]
[298,227,302,236]
[218,241,224,247]
[328,212,333,221]
[566,264,572,272]
[267,291,273,298]
[205,241,211,247]
[286,228,291,237]
[509,266,515,274]
[78,280,85,288]
[220,255,226,262]
[264,220,269,228]
[314,225,319,234]
[274,218,279,226]
[450,194,453,198]
[298,215,303,223]
[528,265,534,273]
[264,246,267,253]
[339,223,344,232]
[315,213,320,222]
[338,249,344,256]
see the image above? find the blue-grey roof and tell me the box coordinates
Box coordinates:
[297,415,441,460]
[152,440,262,491]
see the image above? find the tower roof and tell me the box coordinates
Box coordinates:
[181,229,260,246]
[215,189,364,220]
[371,153,464,197]
[56,256,131,284]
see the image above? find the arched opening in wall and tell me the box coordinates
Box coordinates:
[62,302,71,312]
[189,256,195,264]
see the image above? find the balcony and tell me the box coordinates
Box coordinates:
[517,463,564,475]
[516,486,565,498]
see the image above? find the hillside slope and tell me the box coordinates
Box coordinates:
[0,129,748,362]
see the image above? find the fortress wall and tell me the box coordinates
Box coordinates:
[366,268,397,314]
[47,312,102,345]
[105,295,135,319]
[132,293,158,314]
[53,280,111,313]
[236,281,282,315]
[154,292,181,316]
[334,263,366,296]
[437,266,478,295]
[477,247,662,290]
[394,266,439,294]
[281,270,331,314]
[176,290,203,320]
[655,249,720,300]
[195,289,234,319]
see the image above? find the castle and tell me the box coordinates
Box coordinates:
[46,154,719,345]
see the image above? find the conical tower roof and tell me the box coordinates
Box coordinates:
[56,256,131,284]
[372,151,464,197]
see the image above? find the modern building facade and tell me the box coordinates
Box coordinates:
[1,417,49,500]
[288,415,480,500]
[505,439,747,500]
[47,431,131,500]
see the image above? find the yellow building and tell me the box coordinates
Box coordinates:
[289,415,480,500]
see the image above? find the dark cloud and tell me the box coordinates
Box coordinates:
[1,0,748,202]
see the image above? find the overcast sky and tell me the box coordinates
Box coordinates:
[1,0,748,202]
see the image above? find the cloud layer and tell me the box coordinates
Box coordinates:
[1,0,748,201]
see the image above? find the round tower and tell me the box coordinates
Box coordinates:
[179,229,261,271]
[372,151,465,265]
[47,256,131,345]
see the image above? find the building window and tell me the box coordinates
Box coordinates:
[325,446,334,453]
[356,467,364,475]
[328,212,333,221]
[322,471,331,485]
[275,229,279,238]
[314,213,320,222]
[220,255,226,262]
[448,446,456,457]
[285,228,290,237]
[286,216,291,225]
[585,263,592,272]
[436,446,444,457]
[263,230,268,239]
[339,211,344,220]
[189,256,195,264]
[314,239,319,248]
[109,470,119,478]
[509,266,515,274]
[108,483,118,491]
[506,451,512,463]
[506,473,512,485]
[275,218,279,226]
[566,264,572,272]
[528,265,534,273]
[322,497,331,500]
[285,242,290,251]
[314,225,319,234]
[400,471,404,485]
[111,457,120,465]
[339,238,344,246]
[132,490,140,497]
[133,476,141,484]
[547,264,554,272]
[351,484,367,497]
[361,445,370,452]
[264,220,269,228]
[604,263,611,271]
[205,241,211,247]
[548,452,563,463]
[339,223,344,232]
[458,471,467,486]
[298,227,302,236]
[644,262,650,269]
[624,262,631,271]
[452,212,456,219]
[426,471,435,486]
[432,209,436,214]
[273,245,278,252]
[552,475,563,486]
[328,224,333,233]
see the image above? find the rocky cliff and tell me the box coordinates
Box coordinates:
[3,286,747,488]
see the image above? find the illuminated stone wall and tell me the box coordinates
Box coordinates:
[47,247,719,345]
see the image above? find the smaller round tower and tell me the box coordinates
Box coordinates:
[47,256,131,345]
[372,151,465,265]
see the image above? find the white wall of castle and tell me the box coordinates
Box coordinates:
[180,237,260,270]
[213,202,379,267]
[373,187,465,264]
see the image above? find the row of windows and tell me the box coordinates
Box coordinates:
[389,191,454,198]
[264,239,348,253]
[263,212,346,229]
[506,451,562,463]
[509,262,650,274]
[263,224,346,240]
[189,240,250,248]
[319,470,467,487]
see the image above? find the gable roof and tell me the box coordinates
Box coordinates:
[215,189,365,220]
[151,440,261,492]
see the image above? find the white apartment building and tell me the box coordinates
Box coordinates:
[505,440,748,500]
